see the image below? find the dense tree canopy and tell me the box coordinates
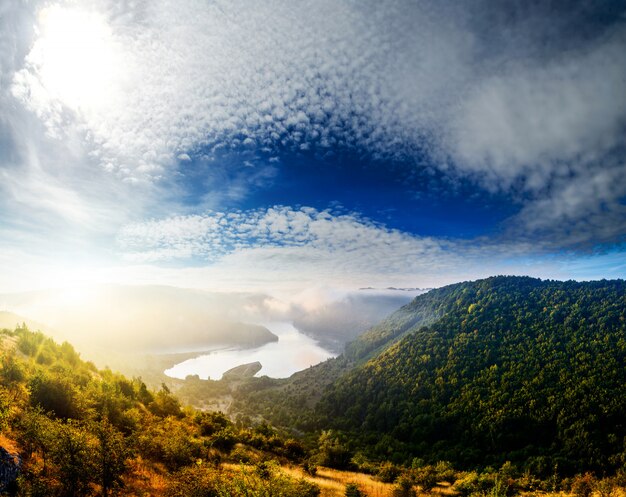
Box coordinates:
[318,277,626,473]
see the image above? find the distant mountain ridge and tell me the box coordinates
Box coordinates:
[0,311,52,335]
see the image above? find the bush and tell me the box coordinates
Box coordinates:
[149,389,182,417]
[166,465,222,497]
[376,461,402,483]
[351,452,378,474]
[168,462,320,497]
[394,474,417,497]
[435,460,457,483]
[230,446,254,464]
[302,458,318,476]
[29,372,85,419]
[195,411,230,436]
[595,478,616,497]
[48,419,97,497]
[413,464,439,491]
[571,473,596,497]
[315,430,352,469]
[92,418,128,496]
[208,427,237,453]
[138,417,204,470]
[0,353,25,385]
[345,482,367,497]
[283,438,306,461]
[454,471,495,497]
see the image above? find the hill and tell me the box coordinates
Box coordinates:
[318,276,626,473]
[0,286,280,356]
[0,324,319,496]
[232,276,626,476]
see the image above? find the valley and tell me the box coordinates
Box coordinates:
[1,276,625,496]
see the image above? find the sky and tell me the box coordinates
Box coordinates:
[1,0,626,296]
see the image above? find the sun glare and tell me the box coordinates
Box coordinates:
[30,5,121,112]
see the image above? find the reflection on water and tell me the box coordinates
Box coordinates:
[164,322,336,380]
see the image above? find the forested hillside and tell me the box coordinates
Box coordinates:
[318,277,626,473]
[229,283,445,429]
[0,325,320,496]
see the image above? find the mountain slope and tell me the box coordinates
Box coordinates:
[318,276,626,473]
[0,324,320,496]
[230,287,444,428]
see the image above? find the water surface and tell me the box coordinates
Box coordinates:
[164,322,335,380]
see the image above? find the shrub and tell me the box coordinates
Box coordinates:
[138,417,204,470]
[595,478,616,497]
[302,458,318,476]
[394,474,417,497]
[454,471,495,497]
[208,427,237,453]
[230,446,254,464]
[29,372,85,419]
[413,464,439,491]
[48,419,98,497]
[345,482,367,497]
[435,460,457,483]
[315,430,352,469]
[376,461,402,483]
[168,463,321,497]
[571,473,596,497]
[283,438,306,461]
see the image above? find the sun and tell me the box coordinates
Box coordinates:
[28,4,122,113]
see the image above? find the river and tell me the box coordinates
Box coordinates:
[164,321,336,380]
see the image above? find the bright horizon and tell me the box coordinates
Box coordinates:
[1,1,625,300]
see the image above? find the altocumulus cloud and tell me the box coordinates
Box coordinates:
[116,206,555,289]
[5,0,626,253]
[12,0,473,180]
[117,207,451,263]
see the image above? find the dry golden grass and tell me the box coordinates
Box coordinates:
[282,464,397,497]
[0,433,20,454]
[122,457,170,497]
[0,334,18,353]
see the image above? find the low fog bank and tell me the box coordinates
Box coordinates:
[292,291,425,352]
[0,284,427,362]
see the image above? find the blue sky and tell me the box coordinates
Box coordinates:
[0,0,625,294]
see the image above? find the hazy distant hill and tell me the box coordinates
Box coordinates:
[0,311,52,335]
[0,286,280,355]
[234,276,626,475]
[0,285,413,359]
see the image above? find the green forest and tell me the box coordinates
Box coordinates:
[319,277,626,472]
[231,277,626,476]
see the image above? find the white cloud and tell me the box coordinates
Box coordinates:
[117,206,447,263]
[447,27,626,190]
[8,0,624,247]
[511,162,626,247]
[10,0,475,181]
[1,0,625,278]
[116,206,566,290]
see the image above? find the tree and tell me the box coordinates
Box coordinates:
[49,419,96,497]
[93,418,128,496]
[345,483,367,497]
[315,430,352,469]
